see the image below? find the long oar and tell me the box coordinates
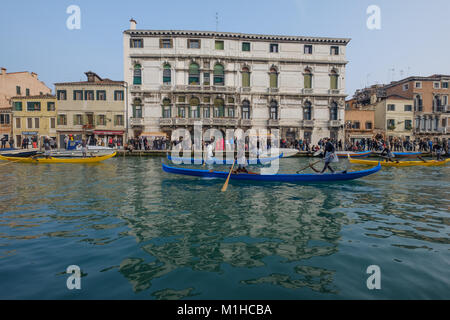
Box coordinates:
[417,155,427,163]
[296,160,320,173]
[221,161,235,192]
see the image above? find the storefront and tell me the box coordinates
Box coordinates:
[93,130,124,148]
[20,131,39,148]
[58,131,83,149]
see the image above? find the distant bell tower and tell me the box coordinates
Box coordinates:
[130,18,137,30]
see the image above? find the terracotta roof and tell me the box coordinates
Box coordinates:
[11,94,56,100]
[386,94,412,100]
[54,80,125,86]
[383,74,450,89]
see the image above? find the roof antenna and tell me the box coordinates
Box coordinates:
[216,12,219,31]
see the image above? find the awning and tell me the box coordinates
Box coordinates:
[140,132,168,137]
[349,134,373,139]
[21,131,38,135]
[93,130,124,135]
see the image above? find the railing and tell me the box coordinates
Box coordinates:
[302,88,313,94]
[267,119,279,126]
[240,119,252,126]
[174,85,235,92]
[160,85,172,91]
[82,124,94,130]
[241,87,251,93]
[303,120,314,127]
[130,118,144,126]
[130,85,141,91]
[329,120,341,127]
[328,89,341,95]
[159,118,173,126]
[267,88,279,94]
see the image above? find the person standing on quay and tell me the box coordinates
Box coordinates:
[81,139,87,157]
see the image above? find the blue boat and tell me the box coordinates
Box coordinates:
[167,153,283,165]
[392,151,422,157]
[162,162,381,182]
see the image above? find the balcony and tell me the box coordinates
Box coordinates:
[240,87,251,93]
[329,120,341,127]
[267,119,280,127]
[328,89,341,95]
[130,85,141,91]
[174,85,235,92]
[160,85,172,91]
[130,118,144,126]
[240,119,252,127]
[303,120,314,127]
[267,88,279,94]
[302,88,314,94]
[212,118,238,126]
[159,118,173,126]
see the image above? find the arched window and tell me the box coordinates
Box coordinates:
[304,69,312,89]
[214,98,225,117]
[132,98,142,118]
[242,67,250,88]
[190,97,200,118]
[303,101,312,120]
[414,94,423,112]
[189,63,200,85]
[330,70,338,90]
[330,102,338,120]
[133,64,142,85]
[163,64,171,84]
[270,100,278,120]
[242,100,250,119]
[162,98,171,118]
[214,64,225,86]
[433,95,441,112]
[269,67,278,88]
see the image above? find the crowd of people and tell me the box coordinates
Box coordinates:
[126,136,170,151]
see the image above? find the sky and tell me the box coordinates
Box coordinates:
[1,0,449,96]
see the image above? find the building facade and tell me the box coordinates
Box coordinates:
[11,94,57,148]
[123,20,350,145]
[0,67,51,141]
[374,95,414,140]
[383,75,450,140]
[344,98,375,143]
[54,72,126,147]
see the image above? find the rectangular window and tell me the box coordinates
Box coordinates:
[404,105,412,112]
[57,90,67,100]
[190,106,200,118]
[387,119,395,129]
[97,115,106,126]
[27,118,32,128]
[50,118,56,129]
[162,107,171,118]
[27,102,41,111]
[74,114,83,125]
[114,90,124,101]
[14,101,22,111]
[304,45,313,54]
[405,120,412,130]
[26,89,30,96]
[34,118,39,129]
[434,82,440,89]
[178,107,186,118]
[16,118,21,128]
[57,114,67,125]
[215,40,224,50]
[73,90,83,100]
[442,82,449,89]
[16,86,21,95]
[242,42,250,52]
[352,121,360,129]
[228,108,235,118]
[269,43,279,53]
[365,122,372,130]
[415,82,422,88]
[178,96,185,103]
[160,38,173,48]
[203,73,210,86]
[130,38,143,48]
[203,107,210,118]
[442,95,448,106]
[47,102,55,111]
[85,90,95,100]
[188,39,200,49]
[115,115,124,126]
[387,104,395,111]
[96,90,107,101]
[330,46,339,55]
[403,84,409,91]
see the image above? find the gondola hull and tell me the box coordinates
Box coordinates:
[167,153,283,165]
[162,162,381,182]
[0,152,116,163]
[349,156,450,167]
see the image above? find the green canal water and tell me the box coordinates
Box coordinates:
[0,157,449,299]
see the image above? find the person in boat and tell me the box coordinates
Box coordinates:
[81,139,88,157]
[380,145,397,162]
[435,143,443,161]
[320,137,338,173]
[43,137,52,159]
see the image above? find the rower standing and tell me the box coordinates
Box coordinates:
[81,139,87,158]
[320,137,338,173]
[380,145,396,162]
[43,137,52,159]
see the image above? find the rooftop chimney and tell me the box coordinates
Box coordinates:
[31,72,37,78]
[1,68,6,75]
[130,18,137,30]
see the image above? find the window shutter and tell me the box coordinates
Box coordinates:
[242,72,250,87]
[270,73,277,88]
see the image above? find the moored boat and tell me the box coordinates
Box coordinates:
[167,153,283,165]
[0,152,116,164]
[335,151,371,158]
[371,151,423,158]
[162,162,381,182]
[349,155,450,167]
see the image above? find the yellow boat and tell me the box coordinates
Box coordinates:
[0,152,116,164]
[348,155,450,167]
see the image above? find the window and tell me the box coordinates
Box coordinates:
[85,90,95,100]
[330,70,338,90]
[403,84,409,91]
[215,40,224,50]
[415,82,422,88]
[0,114,10,124]
[434,82,440,89]
[130,38,143,48]
[163,64,171,84]
[242,42,250,52]
[270,100,278,120]
[214,98,225,117]
[97,115,106,126]
[330,102,338,120]
[96,90,106,101]
[303,102,312,120]
[34,118,39,129]
[16,86,21,95]
[47,102,55,111]
[269,67,278,88]
[242,100,250,119]
[387,119,395,129]
[178,96,186,103]
[74,114,83,125]
[189,63,200,85]
[242,67,250,88]
[188,39,201,49]
[228,97,235,104]
[443,82,449,89]
[203,96,210,103]
[13,101,22,111]
[414,95,423,111]
[178,107,186,118]
[304,45,313,54]
[115,115,124,126]
[162,99,171,118]
[73,90,83,100]
[227,107,235,118]
[442,95,448,106]
[404,105,412,112]
[203,107,210,118]
[57,90,67,100]
[387,104,395,111]
[365,122,372,130]
[160,38,173,48]
[405,120,412,130]
[50,118,56,129]
[269,43,279,53]
[114,90,124,101]
[133,64,142,85]
[26,89,30,96]
[352,121,360,129]
[330,46,339,55]
[16,118,21,128]
[27,102,41,111]
[190,98,200,118]
[203,72,210,86]
[27,118,32,128]
[304,69,312,89]
[132,99,142,118]
[213,64,225,86]
[57,114,67,125]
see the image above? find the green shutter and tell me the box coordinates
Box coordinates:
[242,72,250,87]
[73,115,77,125]
[270,73,277,88]
[215,41,224,50]
[304,74,312,88]
[330,75,338,90]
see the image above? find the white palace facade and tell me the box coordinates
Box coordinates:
[123,20,350,144]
